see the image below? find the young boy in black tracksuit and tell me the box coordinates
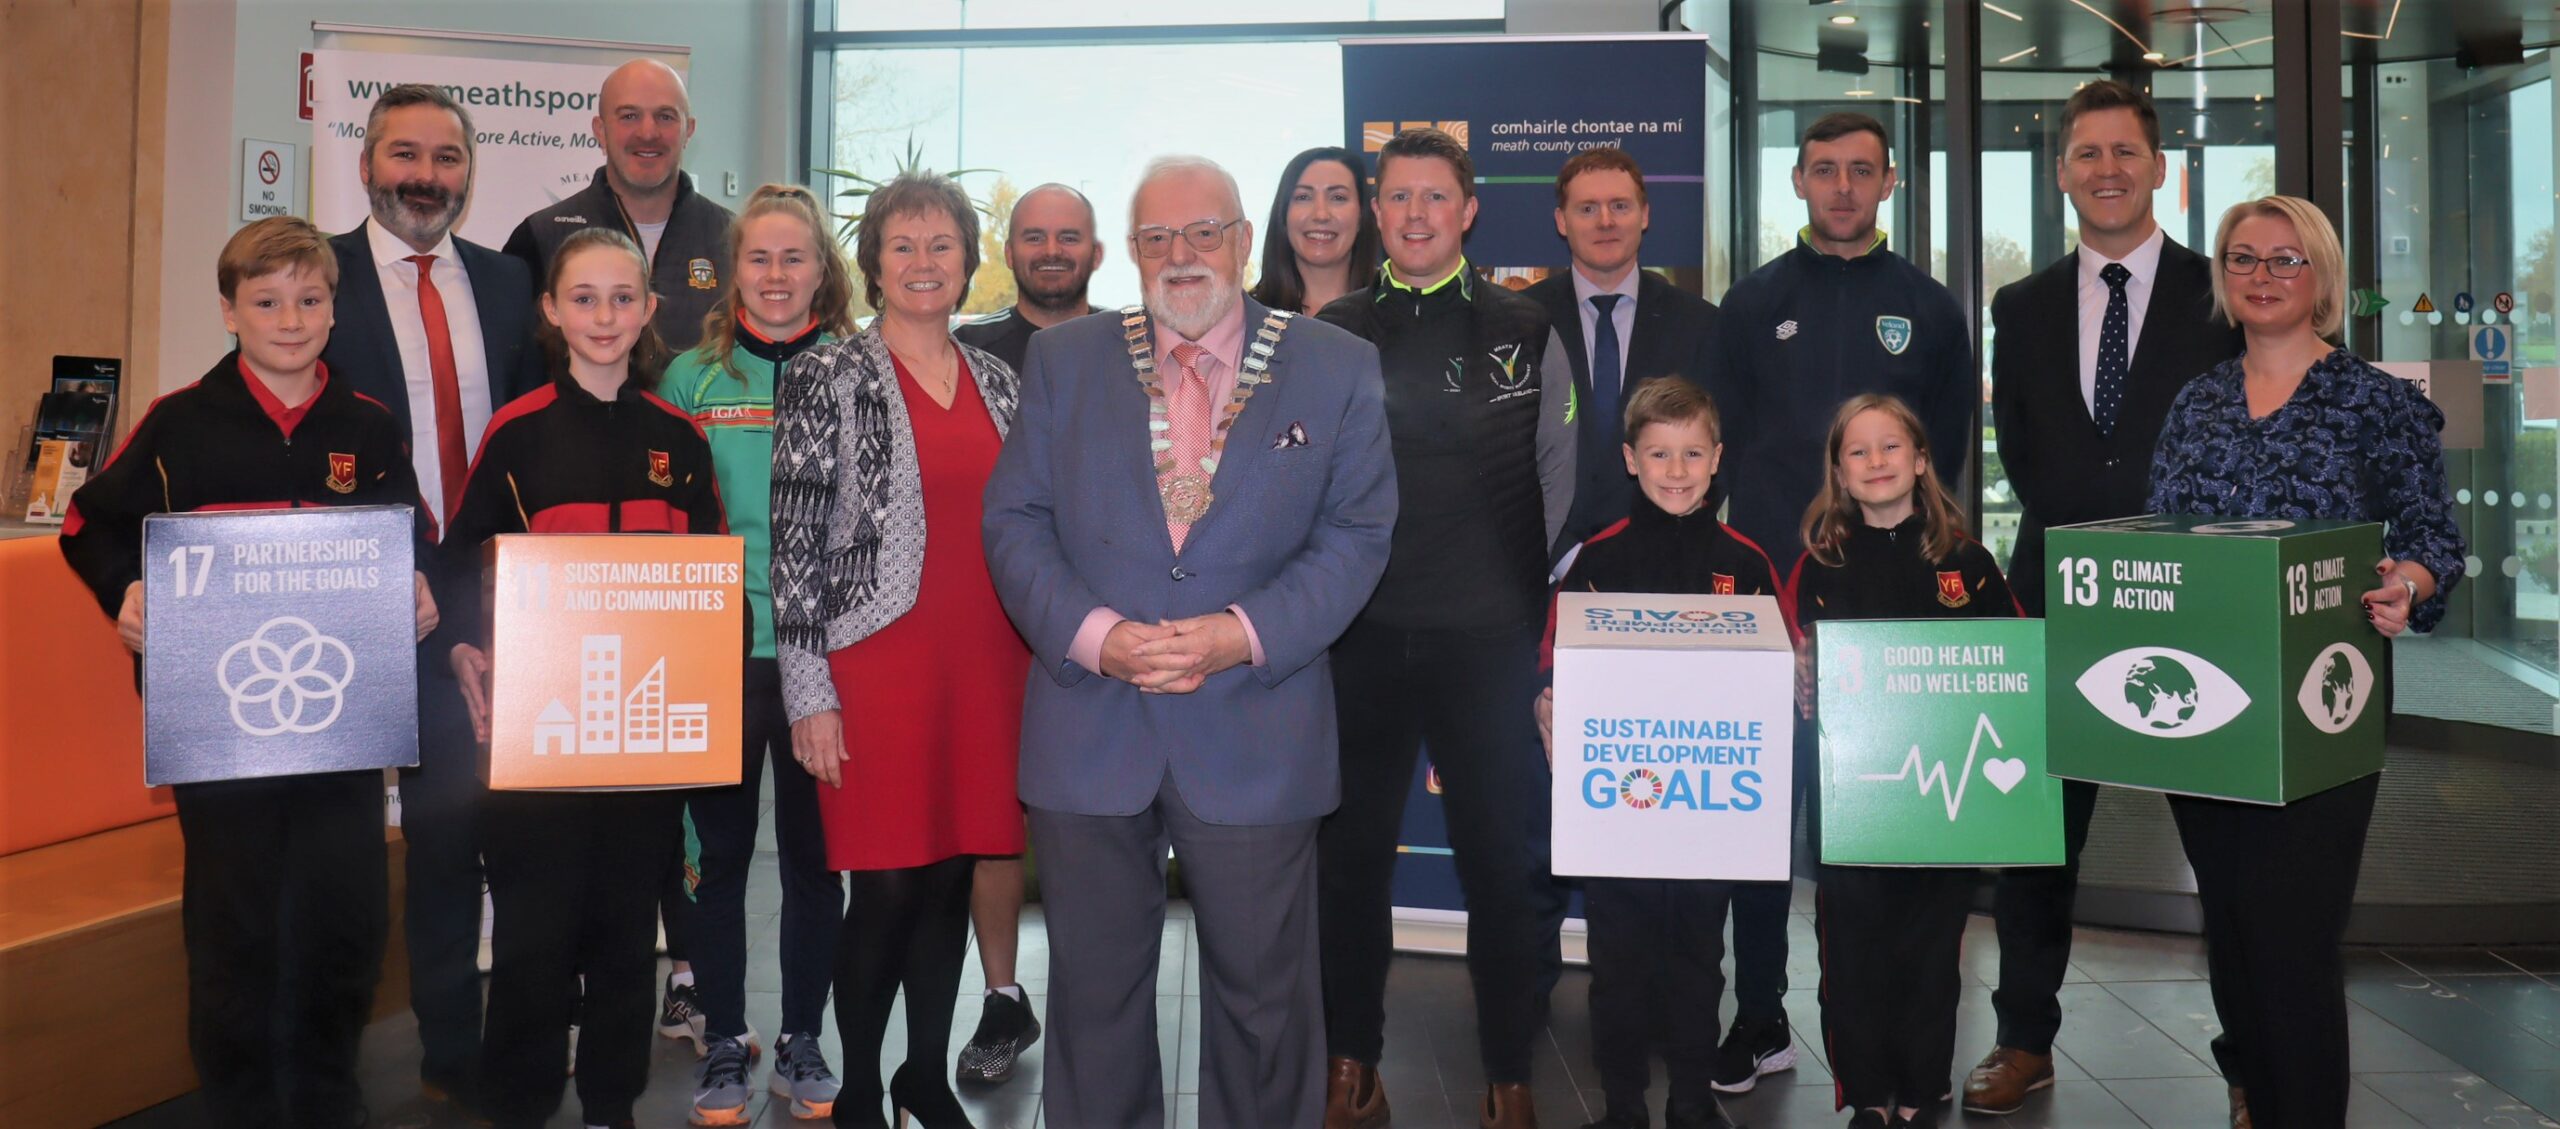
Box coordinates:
[1537,379,1780,1129]
[1788,394,2019,1129]
[59,216,437,1129]
[434,229,727,1129]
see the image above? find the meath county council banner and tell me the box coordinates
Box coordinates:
[1342,35,1710,279]
[309,49,687,250]
[1342,34,1704,935]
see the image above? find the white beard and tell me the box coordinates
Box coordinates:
[1145,267,1239,339]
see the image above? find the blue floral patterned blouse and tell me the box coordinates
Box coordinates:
[2148,347,2467,632]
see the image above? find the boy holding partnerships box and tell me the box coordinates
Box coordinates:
[1536,379,1784,1129]
[59,215,438,1129]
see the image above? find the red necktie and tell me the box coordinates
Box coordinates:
[404,254,470,524]
[1162,343,1214,552]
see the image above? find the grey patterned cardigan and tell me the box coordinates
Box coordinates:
[769,325,1020,722]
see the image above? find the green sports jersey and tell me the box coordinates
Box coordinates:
[660,326,830,659]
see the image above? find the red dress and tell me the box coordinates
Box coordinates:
[819,356,1029,871]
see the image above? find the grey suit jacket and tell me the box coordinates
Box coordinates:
[982,299,1397,825]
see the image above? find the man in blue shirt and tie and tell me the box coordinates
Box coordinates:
[1526,148,1722,561]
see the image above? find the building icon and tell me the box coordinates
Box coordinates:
[581,635,622,754]
[537,634,712,755]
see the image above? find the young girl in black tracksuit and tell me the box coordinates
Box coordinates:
[437,228,726,1129]
[1537,379,1779,1129]
[1789,393,2019,1129]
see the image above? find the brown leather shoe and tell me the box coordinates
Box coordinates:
[2229,1085,2252,1129]
[1325,1057,1390,1129]
[1959,1046,2055,1114]
[1481,1082,1540,1129]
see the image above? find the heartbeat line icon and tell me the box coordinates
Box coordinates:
[1855,713,2009,822]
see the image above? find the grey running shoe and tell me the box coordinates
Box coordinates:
[956,989,1042,1084]
[769,1032,843,1120]
[689,1035,753,1126]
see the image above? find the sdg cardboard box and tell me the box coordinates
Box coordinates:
[1550,592,1795,881]
[2045,516,2386,804]
[141,506,418,786]
[1816,618,2060,866]
[483,533,745,791]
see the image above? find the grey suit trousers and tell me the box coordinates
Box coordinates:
[1030,771,1325,1129]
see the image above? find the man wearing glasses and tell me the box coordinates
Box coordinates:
[1973,80,2242,1116]
[983,154,1396,1129]
[1313,126,1574,1129]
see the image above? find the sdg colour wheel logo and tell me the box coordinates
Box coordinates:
[1618,768,1666,810]
[2073,646,2252,738]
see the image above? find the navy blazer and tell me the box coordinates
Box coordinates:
[321,222,543,445]
[982,299,1397,825]
[1525,268,1721,556]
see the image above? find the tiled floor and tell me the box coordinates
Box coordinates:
[114,866,2560,1129]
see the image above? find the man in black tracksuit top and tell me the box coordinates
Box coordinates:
[62,336,435,1128]
[504,162,733,354]
[502,60,733,353]
[1311,127,1573,1129]
[1701,112,1976,1097]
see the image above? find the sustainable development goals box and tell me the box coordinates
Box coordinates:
[1550,592,1795,881]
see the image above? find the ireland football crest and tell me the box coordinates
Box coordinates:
[1875,315,1913,355]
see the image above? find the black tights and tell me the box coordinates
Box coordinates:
[833,856,975,1127]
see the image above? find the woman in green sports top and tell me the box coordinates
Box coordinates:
[656,183,857,1126]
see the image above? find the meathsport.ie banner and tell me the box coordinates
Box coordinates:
[309,49,684,249]
[1341,35,1709,279]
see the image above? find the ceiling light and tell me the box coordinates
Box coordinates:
[1831,13,1859,24]
[2142,50,2167,62]
[1845,88,1874,97]
[1998,45,2039,63]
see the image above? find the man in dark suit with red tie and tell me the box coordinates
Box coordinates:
[1523,147,1721,561]
[317,82,541,1115]
[1969,80,2243,1116]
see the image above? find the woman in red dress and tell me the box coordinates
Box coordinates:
[768,171,1026,1129]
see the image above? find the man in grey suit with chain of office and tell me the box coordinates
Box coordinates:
[982,154,1396,1129]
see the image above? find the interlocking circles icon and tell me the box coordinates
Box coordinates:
[217,616,356,736]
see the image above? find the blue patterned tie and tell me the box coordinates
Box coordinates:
[2093,262,2132,436]
[1590,293,1624,434]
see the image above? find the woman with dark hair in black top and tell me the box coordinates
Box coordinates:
[1249,146,1381,316]
[1790,393,2019,1129]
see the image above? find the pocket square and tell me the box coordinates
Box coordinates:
[1272,421,1309,449]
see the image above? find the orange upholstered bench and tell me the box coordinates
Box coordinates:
[0,535,409,1125]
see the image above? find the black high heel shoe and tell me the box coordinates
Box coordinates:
[888,1061,976,1129]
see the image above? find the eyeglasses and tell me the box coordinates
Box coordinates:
[2222,251,2311,279]
[1130,218,1244,259]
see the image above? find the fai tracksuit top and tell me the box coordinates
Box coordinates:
[1713,236,1973,564]
[60,352,434,616]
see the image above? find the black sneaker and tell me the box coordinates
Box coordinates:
[657,975,707,1055]
[1665,1097,1736,1129]
[1708,1014,1797,1094]
[954,988,1042,1083]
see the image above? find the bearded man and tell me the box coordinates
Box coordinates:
[981,153,1397,1129]
[319,80,541,1115]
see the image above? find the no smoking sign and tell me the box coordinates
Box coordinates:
[239,138,296,222]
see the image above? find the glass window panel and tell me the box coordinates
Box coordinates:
[826,40,1342,313]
